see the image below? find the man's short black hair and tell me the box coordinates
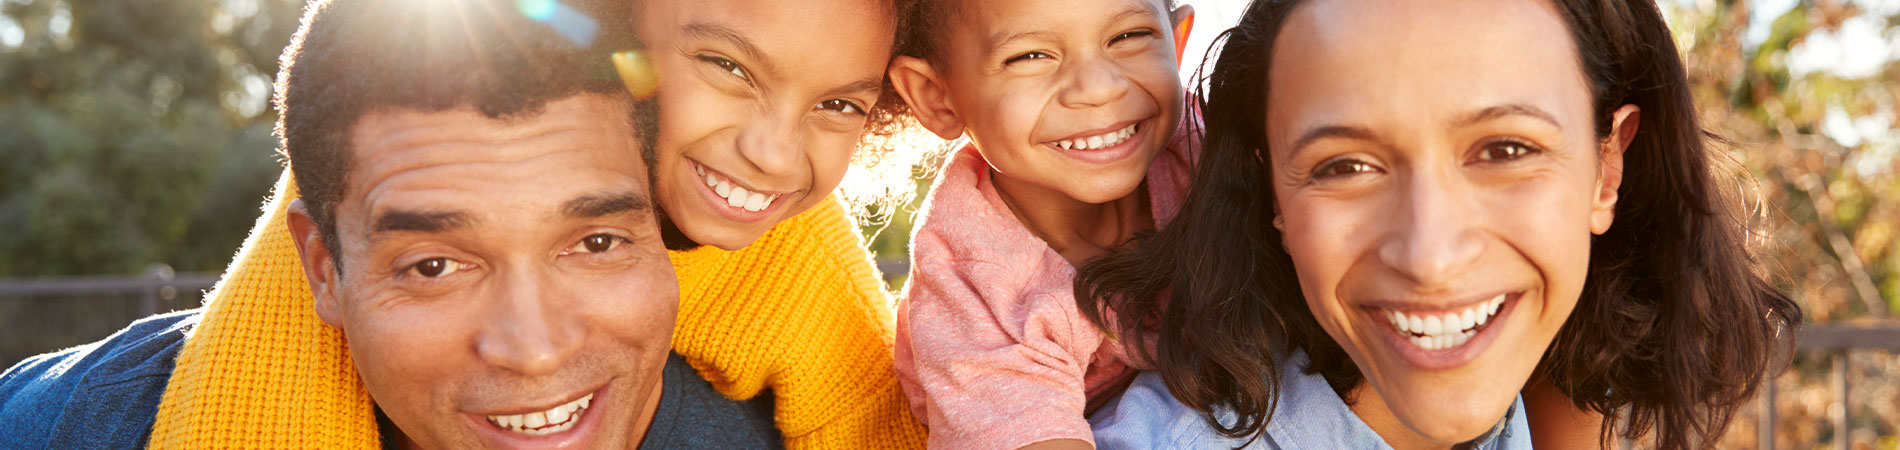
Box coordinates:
[276,0,652,267]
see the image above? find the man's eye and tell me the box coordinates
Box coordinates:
[564,233,626,255]
[1005,51,1053,65]
[410,258,464,278]
[1313,159,1380,178]
[816,99,864,115]
[697,55,750,81]
[1475,140,1541,163]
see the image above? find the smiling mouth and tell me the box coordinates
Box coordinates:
[1048,123,1138,150]
[1379,294,1508,351]
[692,161,783,213]
[485,392,592,436]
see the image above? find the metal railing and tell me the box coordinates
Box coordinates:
[0,264,218,315]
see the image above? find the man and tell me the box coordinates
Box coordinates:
[0,0,781,447]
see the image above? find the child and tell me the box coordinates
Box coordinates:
[1077,0,1801,448]
[885,0,1196,448]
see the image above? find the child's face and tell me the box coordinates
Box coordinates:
[638,0,894,250]
[939,0,1185,204]
[1263,0,1630,445]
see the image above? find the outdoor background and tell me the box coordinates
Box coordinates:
[1,0,1895,447]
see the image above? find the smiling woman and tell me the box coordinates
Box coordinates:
[1077,0,1802,448]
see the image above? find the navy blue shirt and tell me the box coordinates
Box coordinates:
[0,309,782,449]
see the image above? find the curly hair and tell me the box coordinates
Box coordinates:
[275,0,649,269]
[1073,0,1803,448]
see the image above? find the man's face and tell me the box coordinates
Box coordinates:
[289,94,676,449]
[636,0,895,250]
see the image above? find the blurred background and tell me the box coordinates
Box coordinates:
[1,0,1894,447]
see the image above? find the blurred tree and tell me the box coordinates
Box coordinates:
[0,0,303,276]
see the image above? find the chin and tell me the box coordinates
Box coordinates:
[1378,378,1521,444]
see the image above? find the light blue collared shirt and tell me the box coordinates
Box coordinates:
[1089,352,1530,449]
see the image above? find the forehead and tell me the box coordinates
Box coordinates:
[644,0,894,73]
[1268,0,1590,130]
[341,95,649,223]
[957,0,1166,32]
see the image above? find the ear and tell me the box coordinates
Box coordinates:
[1591,105,1639,235]
[1170,4,1196,62]
[287,199,346,328]
[888,56,966,140]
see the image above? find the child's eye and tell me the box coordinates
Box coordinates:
[696,55,751,82]
[1472,140,1542,164]
[1110,29,1157,45]
[1004,51,1053,65]
[1312,158,1381,179]
[561,233,628,256]
[815,99,865,115]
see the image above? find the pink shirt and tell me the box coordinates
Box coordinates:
[895,128,1197,449]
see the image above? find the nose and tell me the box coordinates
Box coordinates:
[1056,56,1131,108]
[734,108,805,178]
[475,267,581,376]
[1376,169,1485,290]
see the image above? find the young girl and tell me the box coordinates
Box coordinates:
[885,0,1196,448]
[1078,0,1801,448]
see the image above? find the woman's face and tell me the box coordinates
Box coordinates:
[1264,0,1632,445]
[638,0,895,250]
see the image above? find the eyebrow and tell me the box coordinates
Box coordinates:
[1452,103,1563,130]
[562,192,653,219]
[986,5,1158,59]
[372,210,473,234]
[1287,125,1386,160]
[822,78,885,101]
[682,23,779,79]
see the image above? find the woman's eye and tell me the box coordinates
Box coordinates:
[409,257,464,278]
[564,233,626,255]
[1004,51,1052,65]
[1313,158,1380,179]
[816,99,864,115]
[1475,140,1541,163]
[697,55,750,81]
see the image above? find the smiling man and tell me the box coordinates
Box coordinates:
[0,0,781,448]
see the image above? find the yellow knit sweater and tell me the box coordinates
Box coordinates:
[149,170,926,449]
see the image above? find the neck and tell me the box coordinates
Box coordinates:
[1345,384,1464,450]
[989,169,1152,266]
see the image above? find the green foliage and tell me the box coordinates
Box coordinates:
[0,0,301,276]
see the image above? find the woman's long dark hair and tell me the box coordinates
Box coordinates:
[1074,0,1803,448]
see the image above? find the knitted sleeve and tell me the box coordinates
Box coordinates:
[668,195,928,450]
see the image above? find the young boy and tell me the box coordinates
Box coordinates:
[887,0,1196,448]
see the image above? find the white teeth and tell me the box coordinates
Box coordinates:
[485,392,593,436]
[1382,294,1509,351]
[1052,123,1138,151]
[727,185,749,207]
[698,165,784,212]
[744,192,766,211]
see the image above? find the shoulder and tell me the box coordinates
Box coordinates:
[642,353,784,450]
[0,309,200,449]
[908,145,1047,282]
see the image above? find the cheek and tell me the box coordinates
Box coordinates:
[340,293,475,417]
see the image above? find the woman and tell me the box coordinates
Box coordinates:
[1077,0,1800,448]
[146,0,930,448]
